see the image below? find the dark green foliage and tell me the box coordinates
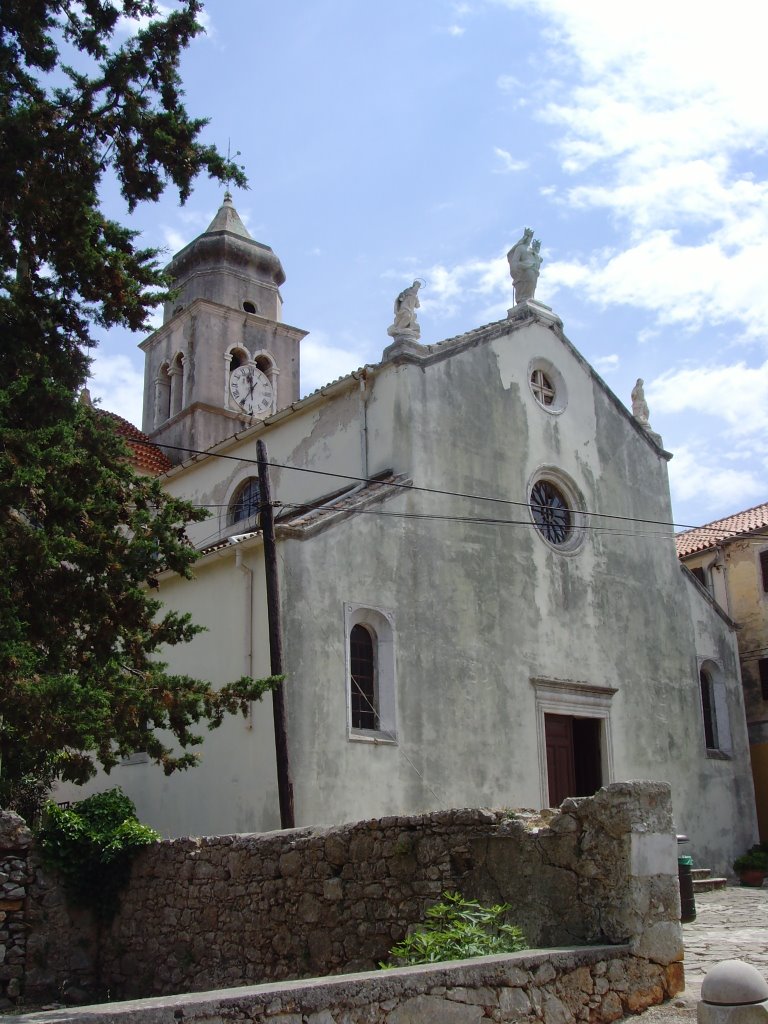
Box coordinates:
[381,891,528,968]
[37,788,159,921]
[0,3,276,814]
[733,847,768,873]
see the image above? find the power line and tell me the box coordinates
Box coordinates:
[130,436,756,538]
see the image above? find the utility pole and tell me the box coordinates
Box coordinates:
[256,439,295,829]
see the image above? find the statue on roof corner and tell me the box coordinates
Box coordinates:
[388,280,422,340]
[631,377,663,447]
[507,228,542,304]
[631,378,651,427]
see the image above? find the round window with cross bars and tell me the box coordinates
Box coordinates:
[530,480,571,545]
[527,358,567,414]
[528,470,585,552]
[530,368,555,406]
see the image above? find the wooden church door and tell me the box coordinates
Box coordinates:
[545,714,602,807]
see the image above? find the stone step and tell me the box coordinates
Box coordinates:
[691,868,711,880]
[692,876,728,892]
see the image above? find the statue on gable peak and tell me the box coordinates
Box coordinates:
[507,228,543,304]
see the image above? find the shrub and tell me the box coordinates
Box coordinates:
[381,891,527,968]
[733,848,768,874]
[36,788,158,922]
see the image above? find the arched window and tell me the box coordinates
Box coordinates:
[700,667,718,750]
[154,363,171,426]
[345,605,396,740]
[350,624,377,730]
[229,478,261,527]
[229,347,249,372]
[169,353,184,418]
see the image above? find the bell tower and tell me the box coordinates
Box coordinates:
[140,193,306,462]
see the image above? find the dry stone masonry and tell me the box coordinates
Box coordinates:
[0,812,34,1007]
[11,781,682,1013]
[15,946,684,1024]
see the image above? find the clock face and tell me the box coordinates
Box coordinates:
[229,364,273,416]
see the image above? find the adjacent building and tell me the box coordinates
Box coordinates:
[677,504,768,839]
[59,197,757,874]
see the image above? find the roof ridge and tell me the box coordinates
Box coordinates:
[677,498,768,536]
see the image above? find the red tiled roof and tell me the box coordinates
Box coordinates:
[676,500,768,558]
[99,411,172,476]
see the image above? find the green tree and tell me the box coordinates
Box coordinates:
[0,1,277,813]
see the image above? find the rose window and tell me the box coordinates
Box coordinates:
[530,480,572,545]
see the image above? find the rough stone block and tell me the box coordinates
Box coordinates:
[387,994,484,1024]
[599,991,624,1022]
[665,961,685,995]
[447,985,497,1005]
[498,987,532,1016]
[631,921,684,965]
[698,1004,768,1024]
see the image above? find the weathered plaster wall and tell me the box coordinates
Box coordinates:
[55,545,282,839]
[719,539,768,739]
[62,310,755,871]
[15,946,683,1024]
[281,317,754,873]
[680,568,757,861]
[23,784,681,1006]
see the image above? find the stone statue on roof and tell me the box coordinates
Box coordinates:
[507,228,542,304]
[630,377,663,447]
[631,378,651,427]
[388,281,422,340]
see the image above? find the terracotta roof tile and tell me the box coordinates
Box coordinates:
[676,500,768,558]
[99,411,172,476]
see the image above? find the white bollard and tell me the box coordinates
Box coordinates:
[698,960,768,1024]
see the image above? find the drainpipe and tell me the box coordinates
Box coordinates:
[359,367,372,478]
[235,549,254,729]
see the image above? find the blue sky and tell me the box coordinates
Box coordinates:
[91,0,768,530]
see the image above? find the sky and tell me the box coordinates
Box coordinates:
[89,0,768,531]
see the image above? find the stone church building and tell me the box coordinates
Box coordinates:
[63,196,757,873]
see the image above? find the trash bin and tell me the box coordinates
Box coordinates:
[678,854,696,923]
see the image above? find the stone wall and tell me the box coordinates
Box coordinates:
[0,813,35,1007]
[19,781,682,1007]
[14,945,684,1024]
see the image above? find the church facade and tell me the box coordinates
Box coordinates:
[63,198,757,873]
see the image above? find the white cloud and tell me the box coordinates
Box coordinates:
[493,147,527,173]
[89,353,145,427]
[414,253,511,319]
[162,227,187,253]
[491,0,768,342]
[300,332,371,396]
[666,442,765,521]
[648,360,768,438]
[496,74,521,92]
[446,24,465,36]
[592,354,618,374]
[544,232,768,343]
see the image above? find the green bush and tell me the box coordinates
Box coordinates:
[381,891,527,968]
[733,847,768,873]
[36,788,158,922]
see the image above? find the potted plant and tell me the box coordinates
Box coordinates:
[733,848,768,887]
